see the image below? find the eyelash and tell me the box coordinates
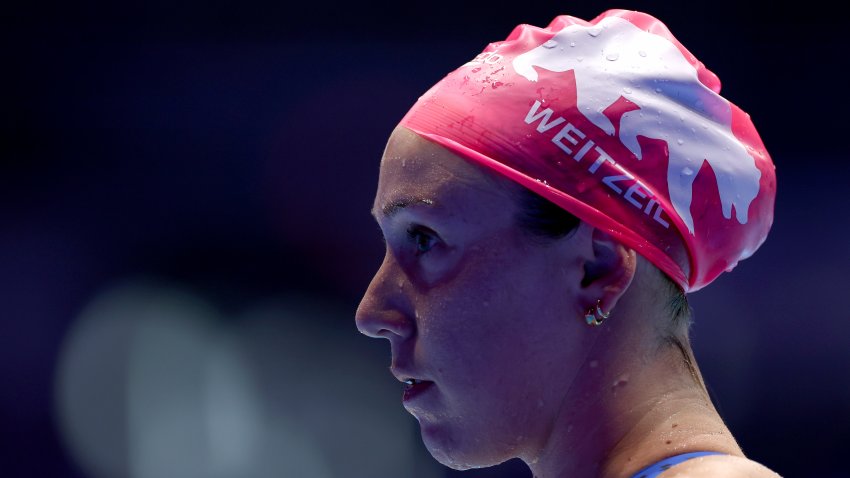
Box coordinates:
[406,225,438,256]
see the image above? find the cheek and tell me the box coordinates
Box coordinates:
[418,238,580,399]
[410,242,591,465]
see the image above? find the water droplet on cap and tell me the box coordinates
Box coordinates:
[623,87,633,94]
[677,138,684,145]
[543,39,558,49]
[638,50,647,57]
[569,41,576,47]
[606,51,619,61]
[588,26,603,37]
[682,167,694,176]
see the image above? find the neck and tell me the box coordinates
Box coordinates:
[524,316,743,478]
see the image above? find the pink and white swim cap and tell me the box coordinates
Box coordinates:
[400,9,776,292]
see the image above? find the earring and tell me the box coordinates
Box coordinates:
[585,300,610,326]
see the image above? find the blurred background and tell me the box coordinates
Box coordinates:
[3,0,849,476]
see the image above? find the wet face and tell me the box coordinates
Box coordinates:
[355,127,594,469]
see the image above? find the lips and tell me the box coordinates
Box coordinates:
[391,366,435,403]
[402,378,434,402]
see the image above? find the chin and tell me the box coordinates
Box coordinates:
[419,421,509,471]
[427,445,490,471]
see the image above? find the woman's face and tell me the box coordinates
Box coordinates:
[356,127,594,469]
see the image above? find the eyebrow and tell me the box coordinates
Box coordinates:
[374,197,436,219]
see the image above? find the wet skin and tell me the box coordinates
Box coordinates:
[355,126,600,469]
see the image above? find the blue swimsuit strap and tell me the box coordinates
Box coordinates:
[629,451,725,478]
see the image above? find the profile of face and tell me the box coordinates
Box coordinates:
[356,126,604,469]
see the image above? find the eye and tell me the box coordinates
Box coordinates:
[407,225,438,255]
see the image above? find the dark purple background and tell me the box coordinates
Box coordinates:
[3,1,849,476]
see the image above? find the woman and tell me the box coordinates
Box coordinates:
[355,9,780,478]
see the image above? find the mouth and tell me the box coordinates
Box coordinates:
[401,377,434,402]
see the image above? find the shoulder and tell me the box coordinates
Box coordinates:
[660,454,781,478]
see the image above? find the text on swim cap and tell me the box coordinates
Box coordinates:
[524,100,670,229]
[463,51,504,67]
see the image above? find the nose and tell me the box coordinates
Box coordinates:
[355,252,415,342]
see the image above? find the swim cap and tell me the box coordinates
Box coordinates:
[400,9,775,292]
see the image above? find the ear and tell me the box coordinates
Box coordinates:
[577,225,637,317]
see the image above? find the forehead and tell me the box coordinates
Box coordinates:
[374,127,518,219]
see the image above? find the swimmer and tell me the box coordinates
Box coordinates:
[356,9,780,478]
